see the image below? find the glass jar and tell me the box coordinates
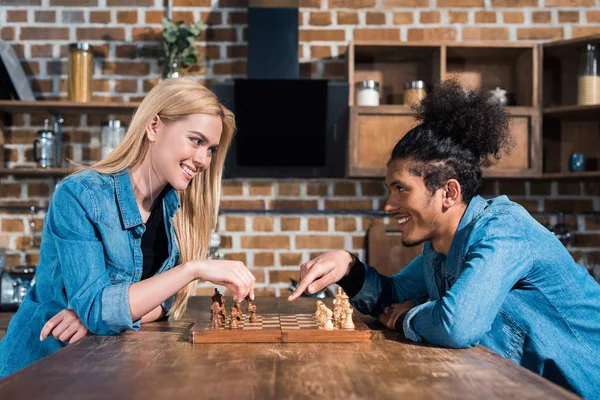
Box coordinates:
[355,80,380,106]
[577,43,599,105]
[404,80,426,107]
[101,120,127,159]
[68,42,93,102]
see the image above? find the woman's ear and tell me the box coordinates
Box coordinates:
[146,115,161,142]
[443,179,462,207]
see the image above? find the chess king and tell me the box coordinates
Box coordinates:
[288,80,600,400]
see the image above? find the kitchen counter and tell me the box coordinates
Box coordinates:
[0,297,578,399]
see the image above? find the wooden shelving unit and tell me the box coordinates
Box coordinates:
[0,100,139,116]
[346,41,541,178]
[0,168,72,177]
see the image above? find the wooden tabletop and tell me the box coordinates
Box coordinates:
[0,297,579,399]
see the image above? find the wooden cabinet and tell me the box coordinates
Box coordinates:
[346,41,543,178]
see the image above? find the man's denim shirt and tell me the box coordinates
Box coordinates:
[350,195,600,399]
[0,169,180,377]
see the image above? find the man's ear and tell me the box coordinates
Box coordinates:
[443,179,462,207]
[146,115,161,142]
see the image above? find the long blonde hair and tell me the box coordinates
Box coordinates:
[75,78,235,319]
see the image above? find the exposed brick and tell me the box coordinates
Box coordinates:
[475,11,496,23]
[300,0,321,6]
[30,45,52,58]
[21,27,69,41]
[449,11,469,23]
[278,183,301,196]
[586,252,600,265]
[50,0,96,5]
[203,28,237,42]
[221,235,232,249]
[584,182,600,196]
[218,0,248,7]
[220,200,266,210]
[62,10,85,23]
[117,10,138,24]
[35,10,55,23]
[107,0,154,5]
[90,11,111,24]
[323,63,345,77]
[338,12,359,25]
[281,218,300,231]
[307,182,329,196]
[300,30,346,42]
[498,180,526,195]
[254,252,275,267]
[532,11,552,23]
[514,199,539,213]
[6,10,28,22]
[269,270,299,284]
[383,0,428,5]
[21,61,40,76]
[280,253,303,266]
[1,219,24,232]
[354,29,400,41]
[77,27,125,41]
[517,28,563,40]
[330,0,375,6]
[102,61,150,76]
[407,28,457,41]
[249,182,272,196]
[132,27,162,41]
[572,27,600,38]
[558,11,579,23]
[437,0,483,5]
[492,0,538,5]
[82,147,101,161]
[503,12,525,23]
[174,0,211,4]
[311,46,331,58]
[253,217,274,232]
[241,236,290,249]
[361,182,386,196]
[296,235,345,249]
[13,44,26,58]
[227,11,247,24]
[530,181,551,195]
[269,200,318,210]
[225,252,247,264]
[335,218,357,232]
[28,184,50,197]
[222,181,243,196]
[420,11,441,24]
[334,182,356,196]
[546,0,593,5]
[203,45,222,59]
[572,234,600,247]
[544,199,593,213]
[352,235,366,250]
[587,11,600,23]
[145,10,163,24]
[463,27,510,41]
[393,12,414,24]
[26,253,40,266]
[171,11,194,24]
[308,218,329,231]
[309,12,331,26]
[114,80,138,93]
[366,12,386,25]
[0,27,15,41]
[557,181,581,195]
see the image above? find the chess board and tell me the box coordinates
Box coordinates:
[190,313,372,343]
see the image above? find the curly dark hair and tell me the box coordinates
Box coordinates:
[390,79,513,203]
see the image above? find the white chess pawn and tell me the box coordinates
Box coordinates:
[343,308,355,329]
[324,308,334,329]
[315,300,324,319]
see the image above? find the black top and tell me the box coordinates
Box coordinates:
[141,197,169,281]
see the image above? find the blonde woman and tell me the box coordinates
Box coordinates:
[0,78,255,377]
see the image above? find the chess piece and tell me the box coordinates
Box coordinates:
[324,316,334,330]
[246,295,257,322]
[210,300,221,327]
[315,300,324,319]
[343,308,355,330]
[219,297,228,323]
[212,288,223,305]
[323,308,333,329]
[230,303,241,328]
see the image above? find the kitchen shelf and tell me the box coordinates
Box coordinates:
[0,167,72,176]
[539,171,600,179]
[0,100,139,115]
[543,104,600,120]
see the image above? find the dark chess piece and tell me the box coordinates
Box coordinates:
[230,303,241,328]
[245,295,257,322]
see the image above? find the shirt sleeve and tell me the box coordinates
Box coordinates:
[49,178,140,335]
[403,214,533,348]
[345,254,428,318]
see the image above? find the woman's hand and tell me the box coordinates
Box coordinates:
[378,301,416,331]
[288,250,355,301]
[189,259,256,301]
[40,309,89,344]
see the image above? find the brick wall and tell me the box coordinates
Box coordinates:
[1,0,600,296]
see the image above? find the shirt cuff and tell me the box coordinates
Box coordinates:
[337,254,366,298]
[101,282,141,333]
[402,302,430,342]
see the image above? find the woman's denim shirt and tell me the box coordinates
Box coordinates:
[350,195,600,399]
[0,169,180,377]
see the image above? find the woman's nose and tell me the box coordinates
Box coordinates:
[193,148,209,169]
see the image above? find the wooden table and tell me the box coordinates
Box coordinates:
[0,297,579,399]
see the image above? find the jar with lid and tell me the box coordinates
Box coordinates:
[404,80,427,107]
[33,119,57,168]
[68,42,93,103]
[355,80,380,106]
[577,43,599,105]
[101,120,127,159]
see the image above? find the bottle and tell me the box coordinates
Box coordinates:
[33,119,57,168]
[68,42,93,102]
[355,80,380,106]
[100,120,127,159]
[577,43,599,105]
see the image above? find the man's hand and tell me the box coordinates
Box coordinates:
[40,309,89,344]
[378,301,416,331]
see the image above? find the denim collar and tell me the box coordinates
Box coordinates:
[114,168,180,230]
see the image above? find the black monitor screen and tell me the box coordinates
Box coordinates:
[233,79,328,167]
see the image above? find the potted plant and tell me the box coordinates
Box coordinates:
[160,17,204,79]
